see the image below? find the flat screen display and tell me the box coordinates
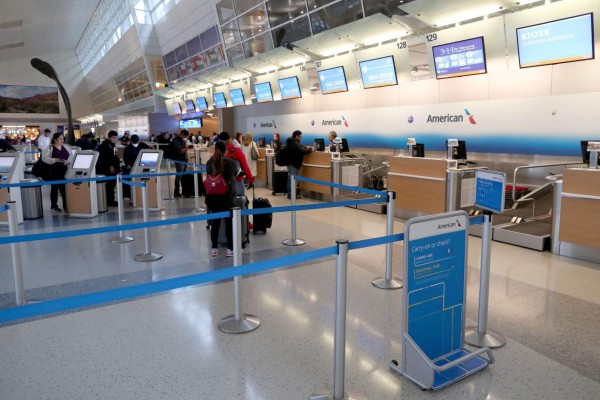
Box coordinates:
[184,99,196,113]
[72,154,94,170]
[359,56,398,89]
[213,92,227,108]
[196,96,209,111]
[517,13,595,68]
[433,37,487,79]
[139,152,160,167]
[230,88,245,106]
[254,82,274,103]
[318,66,348,94]
[0,156,15,173]
[179,118,203,129]
[171,102,183,114]
[278,76,302,100]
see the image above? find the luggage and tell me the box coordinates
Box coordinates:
[182,172,203,197]
[252,190,272,234]
[218,194,250,248]
[272,171,288,195]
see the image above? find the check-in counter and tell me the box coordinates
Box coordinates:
[299,151,333,196]
[387,156,456,219]
[256,148,267,185]
[556,168,600,263]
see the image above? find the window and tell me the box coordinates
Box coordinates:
[267,0,308,28]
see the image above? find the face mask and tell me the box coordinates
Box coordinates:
[133,143,139,148]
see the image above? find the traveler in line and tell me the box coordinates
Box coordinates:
[42,132,71,213]
[241,132,259,178]
[285,130,314,199]
[122,135,149,199]
[272,132,283,152]
[96,130,121,207]
[74,132,95,150]
[218,131,254,195]
[170,129,190,198]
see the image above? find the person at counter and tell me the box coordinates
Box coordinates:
[120,132,131,146]
[96,130,121,207]
[0,134,16,152]
[285,130,314,199]
[171,129,190,198]
[328,131,338,152]
[272,133,283,152]
[42,132,71,213]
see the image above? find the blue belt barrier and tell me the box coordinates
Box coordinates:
[469,216,485,225]
[0,204,8,213]
[121,180,146,188]
[242,197,384,216]
[295,176,386,197]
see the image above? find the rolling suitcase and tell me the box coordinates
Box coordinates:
[218,194,250,248]
[272,171,288,195]
[182,172,203,197]
[252,188,272,234]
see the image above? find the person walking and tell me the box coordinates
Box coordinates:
[41,132,71,213]
[285,130,314,199]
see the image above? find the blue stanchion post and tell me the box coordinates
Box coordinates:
[372,191,403,290]
[283,174,306,246]
[193,148,205,213]
[110,175,134,243]
[134,182,163,262]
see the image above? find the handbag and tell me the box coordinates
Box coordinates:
[203,174,229,195]
[32,159,52,181]
[250,143,259,161]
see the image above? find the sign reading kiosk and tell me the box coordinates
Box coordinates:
[391,211,494,390]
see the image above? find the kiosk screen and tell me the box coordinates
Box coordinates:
[0,157,14,173]
[139,152,160,167]
[72,154,95,170]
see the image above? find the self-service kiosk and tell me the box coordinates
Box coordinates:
[0,153,24,224]
[132,149,163,211]
[65,150,99,218]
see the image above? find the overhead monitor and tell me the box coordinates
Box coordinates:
[278,76,302,100]
[254,82,274,103]
[179,118,203,129]
[230,88,245,106]
[318,66,348,94]
[196,96,209,111]
[581,140,600,164]
[171,101,183,114]
[517,13,595,68]
[213,92,227,108]
[72,154,95,170]
[433,37,487,79]
[184,99,196,113]
[139,152,160,168]
[359,55,398,89]
[0,156,15,173]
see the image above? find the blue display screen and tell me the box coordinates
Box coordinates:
[278,76,302,100]
[171,102,182,114]
[254,82,274,103]
[517,13,594,68]
[475,170,506,214]
[184,99,195,113]
[213,92,226,108]
[230,88,245,106]
[433,37,487,79]
[179,118,203,129]
[359,56,398,89]
[318,66,348,94]
[196,97,208,111]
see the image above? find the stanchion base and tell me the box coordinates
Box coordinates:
[282,238,306,246]
[464,327,506,349]
[195,207,206,213]
[372,277,403,290]
[218,314,261,334]
[310,388,366,400]
[134,252,163,262]
[163,197,175,201]
[110,236,135,243]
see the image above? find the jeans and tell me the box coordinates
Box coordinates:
[286,165,300,195]
[174,162,187,194]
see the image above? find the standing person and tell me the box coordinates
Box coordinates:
[41,132,71,213]
[218,131,254,194]
[241,132,258,178]
[74,133,94,150]
[38,128,51,153]
[285,130,314,199]
[120,132,131,146]
[234,132,243,147]
[327,131,338,152]
[170,129,190,198]
[122,135,149,199]
[205,140,237,257]
[96,130,121,206]
[211,132,219,143]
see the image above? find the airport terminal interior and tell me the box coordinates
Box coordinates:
[2,0,600,399]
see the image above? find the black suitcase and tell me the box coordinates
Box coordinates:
[182,172,203,197]
[219,195,250,248]
[252,192,272,234]
[272,171,288,195]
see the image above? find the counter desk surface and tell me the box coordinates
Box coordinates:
[299,151,333,195]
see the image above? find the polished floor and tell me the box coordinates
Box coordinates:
[0,178,599,399]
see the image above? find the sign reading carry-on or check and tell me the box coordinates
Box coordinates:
[390,211,494,390]
[475,170,506,214]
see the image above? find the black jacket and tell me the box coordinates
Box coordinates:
[123,142,150,169]
[285,137,311,169]
[96,139,121,175]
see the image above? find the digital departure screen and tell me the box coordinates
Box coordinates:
[184,99,196,113]
[359,56,398,89]
[213,92,227,108]
[254,82,274,103]
[318,66,348,94]
[139,152,159,167]
[0,157,15,173]
[230,88,245,106]
[517,13,594,68]
[278,76,302,100]
[433,37,487,79]
[72,154,94,170]
[179,118,203,129]
[196,96,209,111]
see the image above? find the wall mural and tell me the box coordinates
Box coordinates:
[0,84,59,114]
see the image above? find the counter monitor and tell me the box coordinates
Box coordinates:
[581,140,600,164]
[278,76,302,100]
[340,138,349,153]
[139,152,160,168]
[0,156,15,173]
[359,56,398,89]
[318,66,348,94]
[72,154,95,170]
[314,138,325,151]
[433,37,487,79]
[447,140,467,161]
[412,143,425,158]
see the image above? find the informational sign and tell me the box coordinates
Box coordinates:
[213,92,227,108]
[359,56,398,89]
[433,37,487,79]
[475,170,506,214]
[254,82,274,103]
[318,66,348,94]
[230,88,245,106]
[278,76,302,100]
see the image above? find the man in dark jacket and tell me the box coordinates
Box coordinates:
[285,130,314,199]
[97,130,121,206]
[74,133,95,150]
[171,129,189,197]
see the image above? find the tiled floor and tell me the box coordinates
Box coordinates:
[1,179,599,399]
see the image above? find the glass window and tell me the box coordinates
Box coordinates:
[267,0,308,28]
[222,20,242,47]
[242,31,274,57]
[216,0,236,24]
[363,0,404,18]
[271,16,311,47]
[237,4,269,41]
[205,46,226,67]
[164,51,177,68]
[186,36,203,57]
[227,44,246,64]
[174,44,188,62]
[306,0,336,11]
[309,0,362,35]
[201,26,221,49]
[233,0,263,15]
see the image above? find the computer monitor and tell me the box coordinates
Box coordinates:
[412,143,425,158]
[581,140,600,164]
[314,138,325,151]
[340,138,349,153]
[139,152,160,168]
[0,156,15,173]
[447,140,467,160]
[258,137,266,148]
[72,154,95,170]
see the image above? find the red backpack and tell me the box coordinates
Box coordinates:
[204,173,228,195]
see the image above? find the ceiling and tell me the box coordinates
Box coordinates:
[0,0,100,62]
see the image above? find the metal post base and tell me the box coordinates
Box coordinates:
[310,389,366,400]
[464,327,506,349]
[372,277,403,290]
[110,236,134,243]
[218,314,261,334]
[282,238,306,246]
[195,207,206,213]
[134,252,163,262]
[163,196,175,201]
